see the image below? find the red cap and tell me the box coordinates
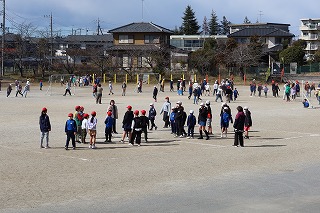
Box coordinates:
[42,107,47,112]
[141,110,146,115]
[165,96,169,100]
[75,105,80,110]
[134,110,139,115]
[83,113,89,118]
[68,113,73,117]
[80,106,84,111]
[91,111,96,116]
[127,105,132,110]
[107,111,112,116]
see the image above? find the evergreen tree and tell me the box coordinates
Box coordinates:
[220,16,231,35]
[208,10,219,35]
[181,5,200,35]
[243,16,251,24]
[202,16,209,35]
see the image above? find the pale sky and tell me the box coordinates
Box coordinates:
[5,0,320,37]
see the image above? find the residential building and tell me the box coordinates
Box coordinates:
[107,22,174,72]
[228,23,294,51]
[299,18,320,59]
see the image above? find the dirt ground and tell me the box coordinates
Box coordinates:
[1,82,320,212]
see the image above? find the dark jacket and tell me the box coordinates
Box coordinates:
[140,115,149,128]
[244,110,252,127]
[198,107,208,122]
[39,114,51,132]
[233,111,245,131]
[122,110,134,126]
[187,114,196,126]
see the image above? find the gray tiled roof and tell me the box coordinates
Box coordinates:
[229,27,294,38]
[108,22,173,34]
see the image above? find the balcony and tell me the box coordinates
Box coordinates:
[300,25,320,31]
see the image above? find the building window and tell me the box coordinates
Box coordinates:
[119,35,134,44]
[145,35,160,44]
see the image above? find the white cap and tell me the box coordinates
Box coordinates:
[244,106,248,110]
[223,107,228,110]
[176,101,182,105]
[205,100,210,105]
[190,110,194,114]
[221,102,227,107]
[150,103,154,106]
[200,102,204,106]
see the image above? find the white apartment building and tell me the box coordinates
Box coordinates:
[300,18,320,59]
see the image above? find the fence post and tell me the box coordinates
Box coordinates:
[137,74,139,84]
[148,74,150,85]
[125,74,128,84]
[114,74,116,84]
[103,74,106,84]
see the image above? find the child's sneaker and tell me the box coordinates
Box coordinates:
[89,145,92,149]
[92,145,96,149]
[187,136,191,139]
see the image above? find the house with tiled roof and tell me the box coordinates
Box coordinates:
[228,26,295,52]
[107,22,177,72]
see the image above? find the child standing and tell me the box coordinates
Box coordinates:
[257,84,263,98]
[140,110,149,142]
[220,107,231,138]
[87,111,98,149]
[233,88,239,101]
[104,111,114,142]
[148,103,157,130]
[263,84,269,98]
[244,106,252,139]
[170,107,176,135]
[65,113,77,150]
[108,81,114,95]
[39,80,43,90]
[129,110,143,146]
[6,84,12,97]
[81,113,89,144]
[186,110,196,139]
[39,107,51,148]
[153,86,158,102]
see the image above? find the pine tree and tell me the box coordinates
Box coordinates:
[202,16,209,35]
[220,16,231,35]
[243,16,251,24]
[208,10,219,35]
[181,5,200,35]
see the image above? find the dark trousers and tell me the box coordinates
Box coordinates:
[234,131,244,147]
[142,127,148,142]
[150,119,156,129]
[163,112,170,127]
[171,120,176,134]
[105,127,112,141]
[130,130,142,145]
[113,119,117,133]
[64,89,71,96]
[188,125,195,137]
[176,120,183,136]
[66,131,76,148]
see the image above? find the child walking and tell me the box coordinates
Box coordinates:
[104,111,114,142]
[153,86,158,102]
[88,111,98,149]
[129,110,143,146]
[263,84,269,98]
[65,113,77,150]
[140,110,149,142]
[148,103,157,130]
[186,110,196,139]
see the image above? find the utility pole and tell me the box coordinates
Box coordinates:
[44,13,53,65]
[96,18,103,35]
[1,0,5,77]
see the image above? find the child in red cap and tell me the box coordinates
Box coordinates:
[65,113,77,150]
[104,111,114,142]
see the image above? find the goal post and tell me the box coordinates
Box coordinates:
[46,74,78,96]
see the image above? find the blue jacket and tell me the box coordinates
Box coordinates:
[65,119,77,132]
[105,116,114,128]
[187,114,196,126]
